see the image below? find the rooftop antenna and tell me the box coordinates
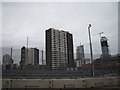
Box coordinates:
[42,50,44,65]
[26,37,29,65]
[10,47,12,58]
[27,37,29,49]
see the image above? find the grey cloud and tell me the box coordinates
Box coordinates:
[2,2,118,56]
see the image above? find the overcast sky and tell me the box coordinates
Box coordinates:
[2,2,118,57]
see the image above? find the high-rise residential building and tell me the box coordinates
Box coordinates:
[76,45,85,60]
[46,28,75,70]
[76,45,85,67]
[100,36,110,58]
[20,46,39,69]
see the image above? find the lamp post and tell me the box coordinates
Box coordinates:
[88,24,94,77]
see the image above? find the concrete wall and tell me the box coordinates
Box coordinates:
[2,76,120,88]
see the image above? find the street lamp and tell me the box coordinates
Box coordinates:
[88,24,94,77]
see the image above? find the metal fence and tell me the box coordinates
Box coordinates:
[2,69,119,79]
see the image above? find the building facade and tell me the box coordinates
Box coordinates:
[76,45,85,60]
[3,54,14,65]
[20,46,39,69]
[2,54,14,70]
[46,28,75,70]
[100,36,110,58]
[76,45,85,67]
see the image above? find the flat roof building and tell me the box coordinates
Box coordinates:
[46,28,75,70]
[20,46,39,69]
[76,45,85,60]
[100,36,110,58]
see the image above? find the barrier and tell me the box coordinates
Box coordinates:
[2,76,120,88]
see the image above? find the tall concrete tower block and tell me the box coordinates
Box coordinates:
[76,45,85,60]
[100,36,110,58]
[46,28,75,70]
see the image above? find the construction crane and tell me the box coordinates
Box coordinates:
[99,32,104,38]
